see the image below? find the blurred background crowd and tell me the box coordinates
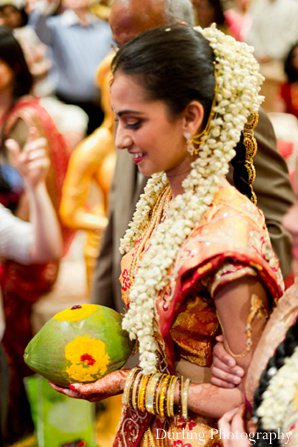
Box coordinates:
[0,0,298,446]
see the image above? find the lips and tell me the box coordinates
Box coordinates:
[132,152,144,159]
[130,151,146,164]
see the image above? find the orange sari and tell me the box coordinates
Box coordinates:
[115,181,284,447]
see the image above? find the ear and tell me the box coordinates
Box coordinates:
[182,101,205,136]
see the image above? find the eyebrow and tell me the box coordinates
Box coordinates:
[116,110,145,117]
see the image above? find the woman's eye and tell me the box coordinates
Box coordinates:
[125,121,141,130]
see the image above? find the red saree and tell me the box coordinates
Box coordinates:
[116,181,284,447]
[0,96,72,441]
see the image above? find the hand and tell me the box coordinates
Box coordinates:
[49,369,130,402]
[211,335,244,388]
[6,128,49,188]
[218,405,249,447]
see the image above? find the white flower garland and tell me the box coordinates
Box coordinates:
[256,347,298,431]
[120,25,264,374]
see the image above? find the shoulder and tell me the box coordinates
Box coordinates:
[72,128,114,163]
[205,181,265,227]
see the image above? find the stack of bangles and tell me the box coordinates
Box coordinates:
[122,368,191,420]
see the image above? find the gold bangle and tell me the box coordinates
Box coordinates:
[159,375,171,417]
[181,377,190,420]
[179,375,184,416]
[145,373,162,414]
[138,374,150,413]
[132,371,143,410]
[167,375,178,418]
[155,374,166,415]
[122,368,141,407]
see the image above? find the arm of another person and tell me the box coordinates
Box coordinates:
[182,276,269,418]
[4,133,63,263]
[211,336,245,388]
[218,406,250,447]
[52,276,269,420]
[59,130,111,232]
[253,108,295,280]
[27,0,55,45]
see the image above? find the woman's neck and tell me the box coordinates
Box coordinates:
[166,166,192,197]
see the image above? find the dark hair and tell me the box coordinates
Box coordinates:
[206,0,226,27]
[193,0,226,28]
[0,26,33,194]
[112,25,216,127]
[284,42,298,83]
[231,134,256,202]
[252,317,298,446]
[112,24,254,201]
[0,25,33,99]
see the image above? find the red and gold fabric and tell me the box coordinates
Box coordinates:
[116,181,284,447]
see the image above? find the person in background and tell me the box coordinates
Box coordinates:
[224,0,252,41]
[91,0,295,314]
[246,0,298,66]
[279,42,298,119]
[53,24,284,446]
[0,0,89,150]
[27,0,113,135]
[192,0,227,31]
[0,25,70,442]
[0,0,28,28]
[60,51,116,292]
[211,154,298,446]
[218,314,298,447]
[0,134,62,445]
[245,0,298,112]
[0,0,53,97]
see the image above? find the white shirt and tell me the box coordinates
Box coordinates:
[0,205,33,340]
[246,0,298,61]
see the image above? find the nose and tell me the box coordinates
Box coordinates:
[115,126,133,151]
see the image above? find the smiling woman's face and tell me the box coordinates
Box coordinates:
[110,72,193,180]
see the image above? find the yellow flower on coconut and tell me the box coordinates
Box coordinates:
[54,304,98,322]
[65,335,110,382]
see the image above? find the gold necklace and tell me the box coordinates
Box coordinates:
[129,185,172,284]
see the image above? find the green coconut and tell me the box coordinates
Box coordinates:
[24,304,133,386]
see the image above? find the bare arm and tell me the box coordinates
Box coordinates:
[176,276,269,418]
[52,277,269,420]
[59,130,112,232]
[6,132,63,262]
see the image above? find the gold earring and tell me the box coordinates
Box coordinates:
[184,132,196,156]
